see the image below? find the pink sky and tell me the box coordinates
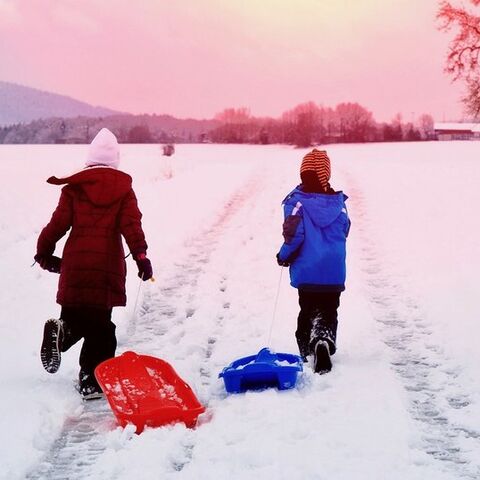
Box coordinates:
[0,0,465,121]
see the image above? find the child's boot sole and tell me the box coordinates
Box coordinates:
[313,340,332,374]
[40,319,63,374]
[81,391,104,401]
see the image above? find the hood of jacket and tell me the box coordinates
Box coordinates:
[47,166,132,206]
[284,186,348,228]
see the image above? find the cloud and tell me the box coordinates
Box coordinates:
[51,2,99,33]
[0,0,20,26]
[0,0,100,32]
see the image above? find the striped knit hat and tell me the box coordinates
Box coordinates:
[300,148,331,190]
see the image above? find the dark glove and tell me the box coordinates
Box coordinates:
[135,253,153,281]
[34,254,62,273]
[276,253,290,267]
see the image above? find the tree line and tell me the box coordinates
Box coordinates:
[0,114,218,145]
[210,103,434,146]
[0,102,434,146]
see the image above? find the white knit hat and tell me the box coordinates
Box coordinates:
[85,128,120,169]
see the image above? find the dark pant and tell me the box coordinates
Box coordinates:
[60,306,116,376]
[296,290,341,358]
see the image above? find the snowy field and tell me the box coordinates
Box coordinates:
[0,141,479,480]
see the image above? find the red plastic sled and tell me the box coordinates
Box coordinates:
[95,351,205,433]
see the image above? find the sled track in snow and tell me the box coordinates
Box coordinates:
[26,400,113,480]
[26,173,262,479]
[347,177,480,479]
[130,173,262,472]
[128,172,261,369]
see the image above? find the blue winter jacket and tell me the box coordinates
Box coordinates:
[277,186,350,292]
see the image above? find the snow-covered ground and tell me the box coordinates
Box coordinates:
[1,141,479,480]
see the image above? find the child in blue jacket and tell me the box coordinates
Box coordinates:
[277,149,350,373]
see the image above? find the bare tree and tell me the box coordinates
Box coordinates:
[418,113,435,139]
[212,107,254,143]
[335,103,375,142]
[214,108,251,124]
[438,0,480,116]
[281,102,322,147]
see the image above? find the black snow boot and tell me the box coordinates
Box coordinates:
[298,343,310,362]
[313,340,332,374]
[40,319,64,373]
[78,371,103,400]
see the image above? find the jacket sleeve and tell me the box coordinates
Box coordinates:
[277,201,305,262]
[37,188,73,257]
[119,189,148,258]
[343,206,351,238]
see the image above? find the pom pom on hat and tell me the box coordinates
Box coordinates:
[85,128,120,169]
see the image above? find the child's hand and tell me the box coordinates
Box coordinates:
[276,253,290,267]
[34,254,62,273]
[135,253,153,281]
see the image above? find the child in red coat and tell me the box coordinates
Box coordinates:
[35,128,153,399]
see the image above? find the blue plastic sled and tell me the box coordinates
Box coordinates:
[219,348,303,393]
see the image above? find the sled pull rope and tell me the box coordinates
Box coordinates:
[266,266,284,346]
[132,273,156,317]
[128,275,145,337]
[132,274,144,317]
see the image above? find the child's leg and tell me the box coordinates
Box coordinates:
[79,307,116,377]
[310,292,340,354]
[59,307,84,352]
[296,290,318,359]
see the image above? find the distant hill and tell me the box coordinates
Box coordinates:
[0,81,121,126]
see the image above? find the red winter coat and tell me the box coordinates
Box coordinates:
[37,167,148,309]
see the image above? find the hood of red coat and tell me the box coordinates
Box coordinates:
[47,166,132,206]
